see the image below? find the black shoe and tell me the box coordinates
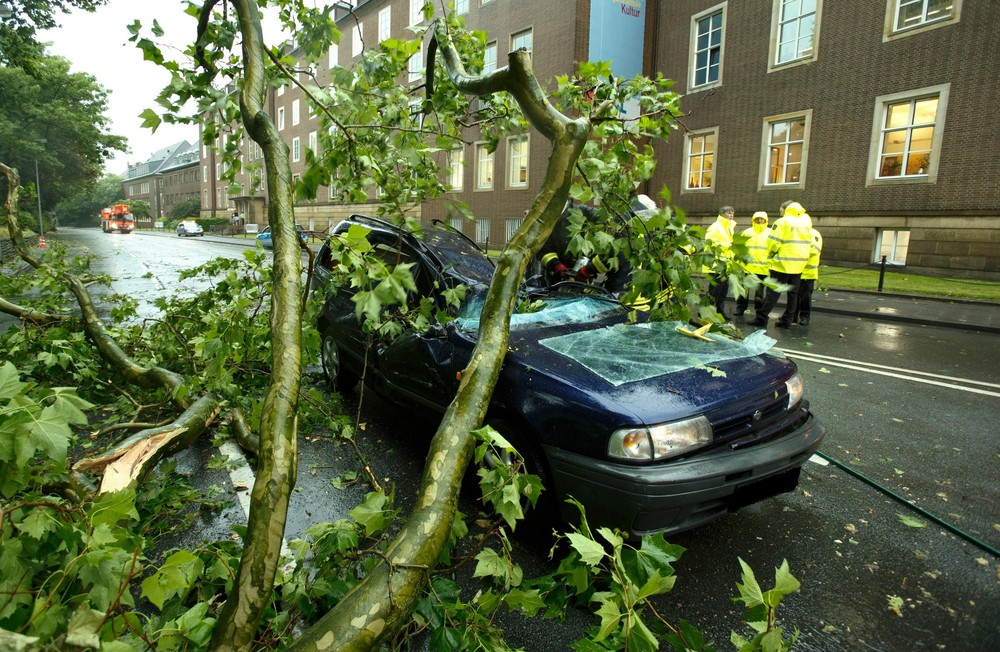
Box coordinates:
[775,320,791,328]
[746,318,767,327]
[799,317,810,326]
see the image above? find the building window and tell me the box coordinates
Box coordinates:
[476,143,494,190]
[309,131,318,155]
[277,84,285,97]
[761,111,810,187]
[875,90,947,179]
[277,107,285,131]
[875,229,910,265]
[202,165,208,183]
[691,4,725,89]
[378,6,391,42]
[292,99,300,126]
[684,129,717,191]
[449,216,464,232]
[771,0,819,67]
[353,21,364,57]
[889,0,959,35]
[329,43,338,68]
[511,29,532,57]
[505,217,522,242]
[507,135,529,188]
[409,0,424,25]
[216,163,221,180]
[476,218,491,244]
[449,147,464,191]
[408,49,423,82]
[292,137,301,163]
[871,86,947,182]
[456,0,469,14]
[483,41,497,73]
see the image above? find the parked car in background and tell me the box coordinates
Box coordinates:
[176,220,204,237]
[256,224,308,248]
[312,214,826,537]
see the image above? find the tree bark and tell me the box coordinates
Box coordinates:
[207,0,302,648]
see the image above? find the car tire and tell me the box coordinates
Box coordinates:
[321,335,358,392]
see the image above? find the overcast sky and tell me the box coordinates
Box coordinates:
[41,1,286,176]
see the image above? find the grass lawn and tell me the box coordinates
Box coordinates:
[818,265,1000,302]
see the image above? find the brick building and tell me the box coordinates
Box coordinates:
[193,0,998,279]
[124,140,200,226]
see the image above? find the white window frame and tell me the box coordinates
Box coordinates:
[277,106,285,131]
[292,137,301,163]
[378,6,391,42]
[505,217,522,242]
[874,228,910,265]
[308,131,318,156]
[449,146,465,191]
[884,0,961,40]
[476,218,491,244]
[689,3,726,91]
[408,48,423,82]
[511,28,533,57]
[292,99,300,126]
[769,0,821,70]
[759,110,811,190]
[353,21,364,57]
[329,42,338,68]
[475,142,494,190]
[456,0,469,15]
[683,127,718,193]
[866,84,949,186]
[449,216,464,232]
[483,41,498,73]
[507,135,529,189]
[409,0,424,26]
[277,84,285,97]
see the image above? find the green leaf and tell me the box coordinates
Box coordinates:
[567,532,606,567]
[140,549,204,610]
[15,506,58,540]
[734,558,765,608]
[0,362,27,400]
[898,513,928,528]
[88,489,139,528]
[349,490,392,536]
[139,108,162,131]
[593,594,622,641]
[65,604,104,648]
[473,548,507,580]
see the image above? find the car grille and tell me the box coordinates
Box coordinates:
[709,389,810,451]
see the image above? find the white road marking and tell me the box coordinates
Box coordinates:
[776,348,1000,398]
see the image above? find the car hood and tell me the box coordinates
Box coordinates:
[453,295,796,428]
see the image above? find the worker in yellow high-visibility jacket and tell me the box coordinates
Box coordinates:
[747,201,813,328]
[703,206,736,317]
[735,211,770,317]
[793,228,823,325]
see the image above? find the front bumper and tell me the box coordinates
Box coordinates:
[544,413,825,537]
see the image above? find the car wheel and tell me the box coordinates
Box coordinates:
[321,335,358,392]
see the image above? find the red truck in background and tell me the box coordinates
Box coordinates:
[100,204,134,234]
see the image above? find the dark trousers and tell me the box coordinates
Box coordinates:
[796,278,815,320]
[736,273,768,314]
[708,275,729,316]
[756,271,801,323]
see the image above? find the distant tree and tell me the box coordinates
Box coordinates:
[53,174,123,226]
[0,56,126,214]
[0,0,107,70]
[125,199,151,219]
[168,197,201,221]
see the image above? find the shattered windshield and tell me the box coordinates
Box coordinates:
[538,322,778,386]
[454,295,623,332]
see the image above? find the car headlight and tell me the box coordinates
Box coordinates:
[785,372,804,408]
[608,416,713,462]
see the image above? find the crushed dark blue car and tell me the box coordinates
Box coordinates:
[313,214,825,537]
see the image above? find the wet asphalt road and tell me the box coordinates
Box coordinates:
[17,228,1000,651]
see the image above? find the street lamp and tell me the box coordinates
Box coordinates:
[35,139,46,240]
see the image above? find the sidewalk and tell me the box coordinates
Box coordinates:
[135,230,1000,334]
[739,289,1000,334]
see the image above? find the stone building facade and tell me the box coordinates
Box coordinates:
[123,140,200,226]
